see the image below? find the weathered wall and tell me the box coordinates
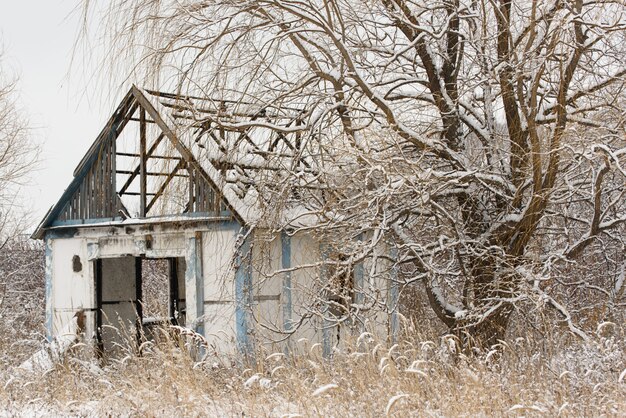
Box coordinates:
[45,220,398,358]
[48,236,95,340]
[248,230,398,356]
[45,220,238,354]
[287,232,323,351]
[200,224,240,355]
[250,233,284,353]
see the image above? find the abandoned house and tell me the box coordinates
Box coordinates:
[32,86,399,358]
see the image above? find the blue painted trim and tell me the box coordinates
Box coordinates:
[184,236,197,326]
[235,230,253,355]
[320,243,332,358]
[49,211,234,228]
[50,217,122,227]
[45,229,78,240]
[281,231,292,333]
[185,235,204,336]
[353,247,365,342]
[194,237,204,337]
[389,246,400,344]
[44,235,53,342]
[353,234,364,323]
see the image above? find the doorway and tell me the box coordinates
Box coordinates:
[95,256,186,355]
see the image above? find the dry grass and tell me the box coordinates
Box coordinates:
[0,325,624,417]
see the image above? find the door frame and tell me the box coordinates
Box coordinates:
[94,256,183,354]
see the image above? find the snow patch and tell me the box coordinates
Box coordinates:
[312,383,338,396]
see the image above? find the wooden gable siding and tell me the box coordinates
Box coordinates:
[46,88,230,227]
[57,133,123,221]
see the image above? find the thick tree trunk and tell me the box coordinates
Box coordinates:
[455,255,517,349]
[464,303,513,349]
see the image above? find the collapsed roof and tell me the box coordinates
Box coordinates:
[33,85,321,239]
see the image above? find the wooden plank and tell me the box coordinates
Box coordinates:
[123,192,157,196]
[79,174,86,219]
[99,155,105,218]
[87,167,92,218]
[188,164,195,212]
[143,88,304,113]
[146,159,185,213]
[98,155,104,218]
[194,165,201,212]
[111,133,117,215]
[129,117,157,123]
[69,194,75,220]
[89,165,95,219]
[140,108,147,217]
[103,141,110,217]
[118,133,165,195]
[73,191,78,219]
[108,139,114,216]
[200,177,206,211]
[116,152,181,161]
[116,169,187,177]
[88,164,93,218]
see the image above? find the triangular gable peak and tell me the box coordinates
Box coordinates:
[32,87,244,239]
[33,86,320,239]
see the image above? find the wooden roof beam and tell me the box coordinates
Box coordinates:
[118,132,165,195]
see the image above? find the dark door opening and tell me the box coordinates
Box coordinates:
[95,256,186,355]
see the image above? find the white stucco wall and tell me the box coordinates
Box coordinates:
[45,220,397,358]
[250,233,284,353]
[200,225,239,355]
[49,237,95,340]
[288,232,323,350]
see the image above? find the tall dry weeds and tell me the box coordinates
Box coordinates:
[0,323,624,417]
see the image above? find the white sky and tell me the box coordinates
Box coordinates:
[0,1,125,231]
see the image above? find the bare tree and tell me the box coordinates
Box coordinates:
[0,54,42,363]
[89,0,626,347]
[0,54,38,245]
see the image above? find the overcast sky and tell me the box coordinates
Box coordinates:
[0,1,124,231]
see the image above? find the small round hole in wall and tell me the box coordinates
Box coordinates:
[72,255,83,272]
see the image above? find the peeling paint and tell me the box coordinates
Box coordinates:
[72,255,83,272]
[281,231,292,333]
[389,247,399,345]
[235,230,252,356]
[42,221,396,358]
[87,242,100,260]
[185,235,204,335]
[44,235,53,342]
